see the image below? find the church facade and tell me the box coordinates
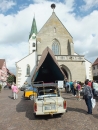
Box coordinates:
[16,7,92,87]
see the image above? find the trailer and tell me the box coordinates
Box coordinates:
[31,47,67,116]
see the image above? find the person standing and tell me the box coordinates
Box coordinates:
[11,82,14,99]
[63,78,68,92]
[88,80,92,87]
[65,80,70,93]
[12,83,19,100]
[83,79,93,114]
[73,80,77,96]
[69,81,74,95]
[76,82,81,101]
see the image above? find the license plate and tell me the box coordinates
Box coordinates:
[45,105,55,110]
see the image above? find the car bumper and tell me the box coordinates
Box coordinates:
[34,109,66,115]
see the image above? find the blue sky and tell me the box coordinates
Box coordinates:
[1,0,98,17]
[0,0,98,74]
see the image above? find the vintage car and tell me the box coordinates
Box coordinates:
[92,82,98,97]
[32,83,67,117]
[20,84,31,91]
[24,87,37,100]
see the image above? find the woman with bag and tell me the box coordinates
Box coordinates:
[83,79,93,114]
[12,83,19,100]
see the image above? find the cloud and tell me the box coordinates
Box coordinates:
[70,11,98,62]
[0,0,16,12]
[33,0,47,3]
[64,0,75,10]
[80,0,98,11]
[0,42,28,74]
[0,1,98,74]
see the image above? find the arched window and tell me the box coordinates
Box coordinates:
[52,40,60,55]
[54,27,56,33]
[32,43,35,47]
[67,40,71,55]
[26,64,30,76]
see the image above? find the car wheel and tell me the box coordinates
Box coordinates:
[29,95,34,100]
[33,113,38,118]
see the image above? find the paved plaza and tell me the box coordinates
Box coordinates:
[0,89,98,130]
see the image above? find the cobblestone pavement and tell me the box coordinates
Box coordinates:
[0,89,98,130]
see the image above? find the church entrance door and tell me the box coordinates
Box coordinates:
[60,65,72,81]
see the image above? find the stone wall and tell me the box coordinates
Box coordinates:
[37,12,74,55]
[59,61,86,82]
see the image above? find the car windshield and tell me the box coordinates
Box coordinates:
[93,83,98,90]
[22,85,30,88]
[26,87,37,92]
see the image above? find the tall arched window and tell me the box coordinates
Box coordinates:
[54,27,56,33]
[52,40,60,55]
[26,64,30,76]
[67,40,71,55]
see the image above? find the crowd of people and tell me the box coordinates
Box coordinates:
[64,79,98,114]
[64,80,83,101]
[9,79,97,114]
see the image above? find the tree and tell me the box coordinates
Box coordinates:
[7,75,15,84]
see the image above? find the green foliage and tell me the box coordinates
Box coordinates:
[7,75,15,84]
[93,76,98,80]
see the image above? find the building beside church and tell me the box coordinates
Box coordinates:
[92,58,98,76]
[0,59,7,86]
[16,5,92,88]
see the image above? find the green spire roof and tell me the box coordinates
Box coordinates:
[29,17,37,39]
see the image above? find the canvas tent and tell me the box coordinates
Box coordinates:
[32,47,65,83]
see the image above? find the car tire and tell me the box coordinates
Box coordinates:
[33,113,38,118]
[29,95,34,100]
[58,113,63,116]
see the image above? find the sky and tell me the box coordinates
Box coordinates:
[0,0,98,75]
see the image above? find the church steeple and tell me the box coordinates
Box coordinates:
[29,16,37,39]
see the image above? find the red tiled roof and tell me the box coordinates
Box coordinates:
[0,59,5,69]
[92,58,98,66]
[7,68,15,76]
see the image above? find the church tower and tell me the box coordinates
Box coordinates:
[29,16,37,54]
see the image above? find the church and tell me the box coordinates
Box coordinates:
[16,4,93,88]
